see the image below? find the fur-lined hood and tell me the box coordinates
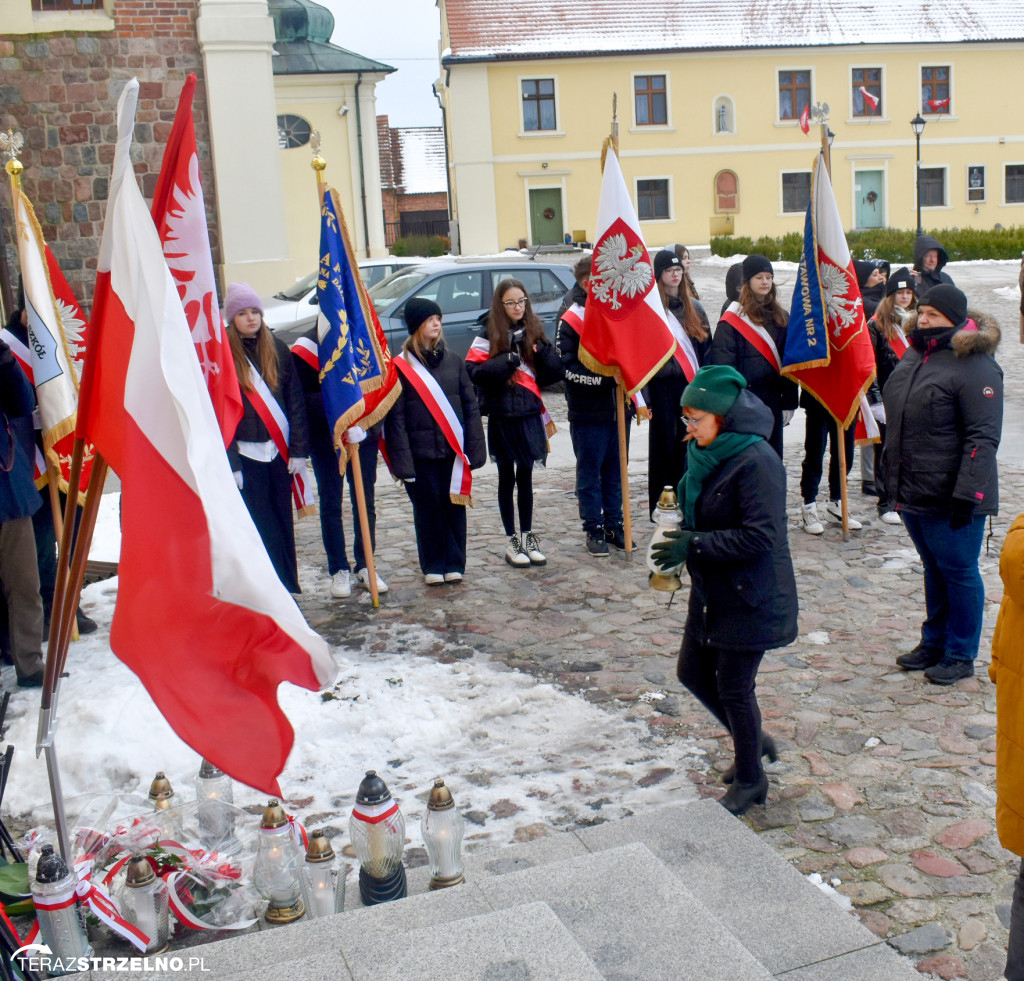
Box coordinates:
[902,308,1001,356]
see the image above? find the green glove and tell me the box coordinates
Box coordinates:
[651,529,694,570]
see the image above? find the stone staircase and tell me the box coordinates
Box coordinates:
[96,799,921,980]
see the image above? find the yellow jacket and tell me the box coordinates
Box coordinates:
[992,512,1024,857]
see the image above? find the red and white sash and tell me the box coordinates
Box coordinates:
[243,358,316,517]
[394,351,474,506]
[466,336,557,438]
[889,327,910,359]
[291,335,318,371]
[666,310,700,382]
[721,302,782,372]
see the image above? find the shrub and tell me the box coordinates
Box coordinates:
[392,234,450,257]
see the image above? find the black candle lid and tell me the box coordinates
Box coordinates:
[36,843,70,883]
[356,770,392,806]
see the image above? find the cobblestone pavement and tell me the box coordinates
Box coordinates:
[292,259,1023,981]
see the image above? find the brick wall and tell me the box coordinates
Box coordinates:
[397,191,448,216]
[0,0,218,313]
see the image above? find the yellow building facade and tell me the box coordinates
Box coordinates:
[438,0,1024,254]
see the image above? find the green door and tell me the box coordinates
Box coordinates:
[529,188,563,245]
[855,170,884,229]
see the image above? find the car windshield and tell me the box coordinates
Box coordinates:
[273,270,318,301]
[368,269,431,313]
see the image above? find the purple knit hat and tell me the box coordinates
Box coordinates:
[224,282,263,325]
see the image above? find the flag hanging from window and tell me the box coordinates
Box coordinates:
[858,87,880,111]
[799,104,811,134]
[926,97,951,112]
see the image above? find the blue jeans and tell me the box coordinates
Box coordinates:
[569,420,622,533]
[901,511,986,661]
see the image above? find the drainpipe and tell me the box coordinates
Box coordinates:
[433,76,456,254]
[354,71,370,255]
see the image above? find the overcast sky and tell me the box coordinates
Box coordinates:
[320,0,444,129]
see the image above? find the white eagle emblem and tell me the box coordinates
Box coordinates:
[820,262,863,337]
[56,298,86,376]
[591,233,653,310]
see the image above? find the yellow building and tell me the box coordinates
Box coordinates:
[436,0,1024,253]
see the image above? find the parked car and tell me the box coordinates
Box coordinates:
[366,258,576,359]
[260,257,422,340]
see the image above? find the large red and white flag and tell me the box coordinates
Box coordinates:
[77,79,335,796]
[578,150,675,395]
[9,186,94,496]
[151,73,242,446]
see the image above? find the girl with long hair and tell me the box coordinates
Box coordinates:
[466,278,562,568]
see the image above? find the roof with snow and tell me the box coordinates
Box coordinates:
[393,128,447,196]
[442,0,1024,62]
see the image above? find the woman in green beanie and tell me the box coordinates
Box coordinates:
[652,364,798,816]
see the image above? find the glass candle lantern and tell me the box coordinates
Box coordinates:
[253,799,305,923]
[349,770,407,906]
[422,777,465,889]
[196,759,236,851]
[646,486,684,592]
[120,855,169,953]
[304,830,344,917]
[30,844,92,969]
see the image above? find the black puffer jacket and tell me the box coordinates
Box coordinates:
[913,234,955,291]
[385,341,486,480]
[682,390,799,652]
[466,323,562,418]
[882,310,1002,516]
[709,307,798,413]
[864,318,903,405]
[556,300,618,424]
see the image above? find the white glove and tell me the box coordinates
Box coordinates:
[233,471,243,489]
[869,402,886,424]
[781,409,795,426]
[287,456,307,475]
[345,425,367,444]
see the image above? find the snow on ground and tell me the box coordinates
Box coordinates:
[2,494,702,850]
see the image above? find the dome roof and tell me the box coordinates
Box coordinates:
[269,0,334,44]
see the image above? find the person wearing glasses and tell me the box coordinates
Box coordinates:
[650,365,797,817]
[466,278,562,568]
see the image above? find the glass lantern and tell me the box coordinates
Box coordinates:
[30,844,92,967]
[119,855,170,953]
[422,777,465,889]
[304,830,345,917]
[646,486,684,591]
[349,770,407,906]
[253,799,306,923]
[196,759,237,853]
[149,771,183,842]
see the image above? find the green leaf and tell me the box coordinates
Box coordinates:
[0,863,30,900]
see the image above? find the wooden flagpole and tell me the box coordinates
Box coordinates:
[312,140,380,607]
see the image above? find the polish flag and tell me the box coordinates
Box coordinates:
[858,87,880,111]
[577,150,675,395]
[77,80,335,796]
[926,97,951,112]
[799,103,811,134]
[151,73,243,446]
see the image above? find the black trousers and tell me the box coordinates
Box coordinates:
[406,456,467,576]
[239,454,300,593]
[677,638,766,784]
[1007,858,1024,981]
[800,397,854,504]
[647,376,686,517]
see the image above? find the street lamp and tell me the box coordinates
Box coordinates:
[910,114,927,236]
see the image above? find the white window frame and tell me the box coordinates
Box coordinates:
[847,64,888,124]
[966,164,986,204]
[634,175,674,223]
[779,169,812,215]
[775,66,814,126]
[1002,162,1024,206]
[629,71,673,132]
[712,94,736,136]
[918,62,957,120]
[919,163,951,210]
[517,75,565,138]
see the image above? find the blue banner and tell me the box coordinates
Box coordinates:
[783,198,830,372]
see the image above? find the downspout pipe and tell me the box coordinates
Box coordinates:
[354,71,370,255]
[433,77,456,254]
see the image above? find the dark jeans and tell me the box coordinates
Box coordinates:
[309,433,379,575]
[497,458,533,536]
[405,456,467,576]
[239,454,299,593]
[1007,858,1024,981]
[800,398,854,504]
[677,638,766,784]
[902,511,986,661]
[569,420,622,533]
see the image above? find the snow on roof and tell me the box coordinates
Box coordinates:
[394,127,447,195]
[443,0,1024,61]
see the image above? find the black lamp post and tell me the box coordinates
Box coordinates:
[910,114,927,236]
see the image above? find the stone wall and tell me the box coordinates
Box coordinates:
[0,0,218,313]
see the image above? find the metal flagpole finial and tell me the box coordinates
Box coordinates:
[1,129,25,179]
[310,129,326,176]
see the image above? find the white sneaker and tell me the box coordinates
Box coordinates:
[424,573,444,586]
[801,503,824,535]
[826,500,862,530]
[444,572,463,583]
[504,534,531,568]
[356,567,389,594]
[880,510,901,525]
[522,531,546,566]
[330,570,352,598]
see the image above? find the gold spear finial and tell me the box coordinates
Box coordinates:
[310,129,326,176]
[1,129,25,180]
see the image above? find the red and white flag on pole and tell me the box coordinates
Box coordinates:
[77,79,335,796]
[577,150,675,395]
[150,73,243,446]
[799,103,811,134]
[858,87,880,111]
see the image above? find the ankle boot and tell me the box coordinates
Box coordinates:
[722,734,778,785]
[720,772,769,816]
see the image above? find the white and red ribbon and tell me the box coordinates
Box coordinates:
[351,798,400,825]
[721,303,783,372]
[466,336,556,438]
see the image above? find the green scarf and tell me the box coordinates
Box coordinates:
[678,432,763,529]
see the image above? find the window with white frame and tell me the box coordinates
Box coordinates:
[921,66,951,114]
[634,74,668,125]
[521,78,557,131]
[714,96,735,134]
[1006,165,1024,204]
[778,70,811,121]
[852,68,882,117]
[637,179,670,220]
[919,166,946,207]
[967,165,985,203]
[781,171,811,213]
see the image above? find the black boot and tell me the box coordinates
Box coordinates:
[722,734,778,785]
[896,643,943,671]
[76,608,98,635]
[720,772,769,816]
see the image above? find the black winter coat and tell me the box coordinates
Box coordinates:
[709,308,798,414]
[0,338,42,523]
[556,306,618,425]
[385,342,486,481]
[912,234,955,291]
[466,324,562,418]
[882,311,1002,517]
[682,391,799,652]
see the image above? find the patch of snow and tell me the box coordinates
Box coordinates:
[806,872,853,911]
[803,631,831,646]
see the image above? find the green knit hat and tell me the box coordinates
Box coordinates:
[681,365,748,416]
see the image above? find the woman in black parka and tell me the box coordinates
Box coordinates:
[652,365,798,816]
